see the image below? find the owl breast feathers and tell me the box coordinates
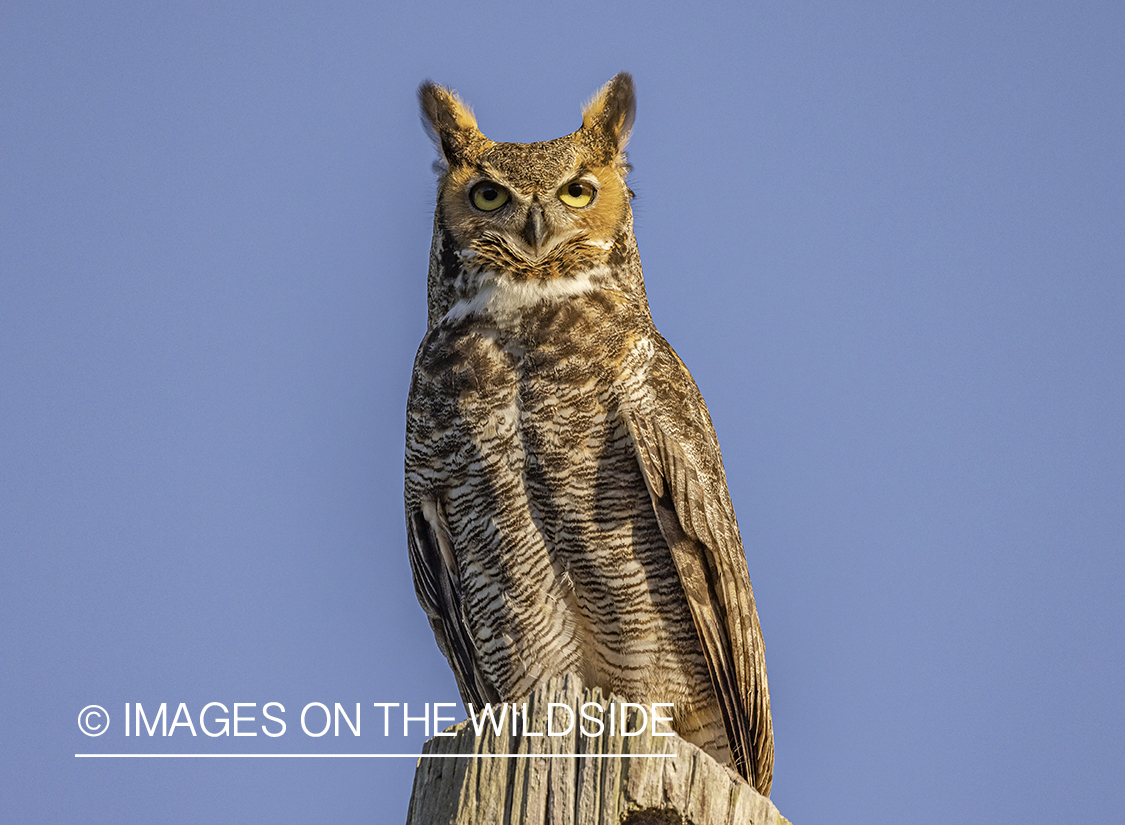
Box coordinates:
[404,72,773,795]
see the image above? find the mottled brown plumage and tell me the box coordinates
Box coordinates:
[405,73,774,794]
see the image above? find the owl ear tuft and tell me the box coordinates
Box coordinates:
[582,72,636,151]
[418,81,485,167]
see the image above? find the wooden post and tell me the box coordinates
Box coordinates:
[405,673,791,825]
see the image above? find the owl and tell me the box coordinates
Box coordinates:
[404,73,773,795]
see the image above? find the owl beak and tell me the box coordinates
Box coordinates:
[522,203,546,253]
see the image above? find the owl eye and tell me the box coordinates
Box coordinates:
[470,181,510,212]
[558,180,596,209]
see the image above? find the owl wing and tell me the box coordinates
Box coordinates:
[621,343,774,796]
[407,498,495,710]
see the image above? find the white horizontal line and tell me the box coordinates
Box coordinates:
[75,753,673,759]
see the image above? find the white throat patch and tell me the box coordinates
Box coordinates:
[442,266,607,325]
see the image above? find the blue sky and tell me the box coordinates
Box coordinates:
[2,2,1123,822]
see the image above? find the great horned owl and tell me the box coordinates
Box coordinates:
[405,73,773,794]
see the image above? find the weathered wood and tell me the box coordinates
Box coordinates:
[406,674,790,825]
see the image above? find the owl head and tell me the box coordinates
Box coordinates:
[419,74,638,308]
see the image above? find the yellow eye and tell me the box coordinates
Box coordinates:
[470,181,510,211]
[558,180,596,208]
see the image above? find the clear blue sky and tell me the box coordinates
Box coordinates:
[2,2,1123,823]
